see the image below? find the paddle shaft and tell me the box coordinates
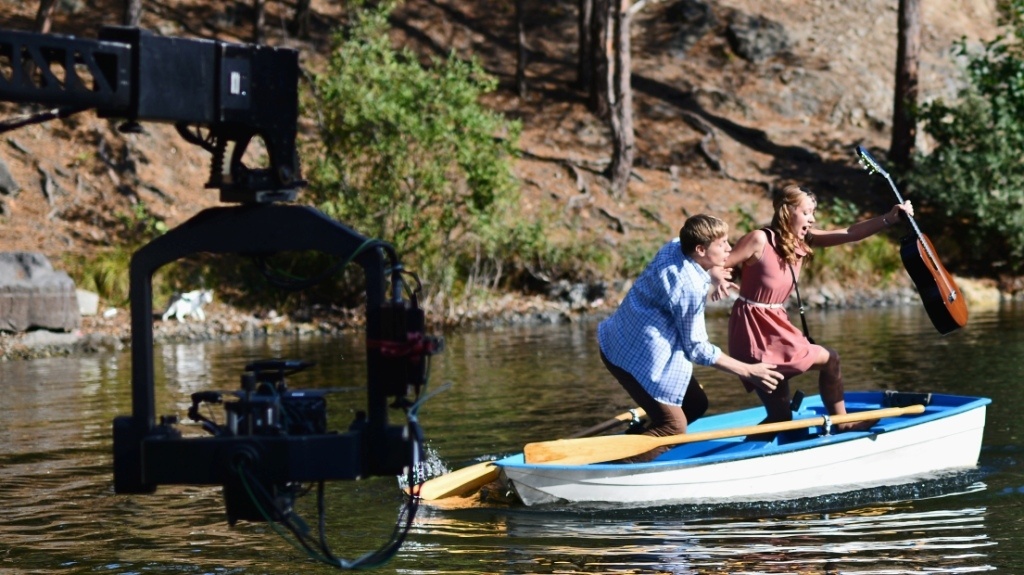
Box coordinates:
[413,407,647,500]
[568,407,646,438]
[524,404,927,465]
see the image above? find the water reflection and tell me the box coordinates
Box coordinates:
[3,305,1024,573]
[160,342,216,390]
[412,494,995,574]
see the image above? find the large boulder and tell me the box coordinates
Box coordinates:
[0,252,80,333]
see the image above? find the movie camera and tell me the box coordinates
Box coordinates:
[0,26,442,567]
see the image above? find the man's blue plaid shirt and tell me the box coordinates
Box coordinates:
[597,238,721,405]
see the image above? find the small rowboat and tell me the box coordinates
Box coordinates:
[496,391,990,507]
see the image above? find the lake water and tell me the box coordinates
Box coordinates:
[2,303,1024,574]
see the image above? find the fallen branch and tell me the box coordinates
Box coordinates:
[682,111,723,172]
[598,206,626,233]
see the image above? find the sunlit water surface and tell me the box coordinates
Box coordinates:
[3,304,1024,573]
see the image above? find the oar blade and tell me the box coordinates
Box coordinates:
[414,407,646,500]
[414,461,499,501]
[523,434,660,465]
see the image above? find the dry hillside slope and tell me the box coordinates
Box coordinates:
[0,0,1004,307]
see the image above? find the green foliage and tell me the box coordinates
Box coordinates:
[805,199,904,285]
[64,248,134,307]
[305,1,529,305]
[732,204,761,234]
[61,202,243,309]
[913,2,1024,274]
[616,241,659,279]
[817,197,861,228]
[118,202,168,238]
[62,202,173,306]
[803,234,903,287]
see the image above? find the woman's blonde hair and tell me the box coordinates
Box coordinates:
[770,184,816,265]
[679,214,729,256]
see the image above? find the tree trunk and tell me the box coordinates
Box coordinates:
[607,0,634,197]
[515,0,528,98]
[252,0,265,44]
[576,0,593,90]
[35,0,58,33]
[588,0,611,118]
[891,0,920,169]
[123,0,142,26]
[291,0,312,38]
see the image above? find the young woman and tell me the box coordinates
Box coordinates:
[723,184,913,430]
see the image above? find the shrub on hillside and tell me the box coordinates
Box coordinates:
[912,1,1024,276]
[306,1,539,309]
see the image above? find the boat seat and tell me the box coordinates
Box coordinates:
[882,390,933,408]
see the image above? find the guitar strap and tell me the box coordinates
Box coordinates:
[762,228,815,344]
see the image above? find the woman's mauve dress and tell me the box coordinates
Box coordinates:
[728,229,825,391]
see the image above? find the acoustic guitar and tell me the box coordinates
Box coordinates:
[856,146,968,335]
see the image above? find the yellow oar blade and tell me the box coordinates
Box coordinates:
[413,407,647,501]
[414,461,499,501]
[524,405,926,466]
[525,435,661,466]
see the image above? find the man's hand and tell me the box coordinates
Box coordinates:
[709,265,738,302]
[743,362,783,393]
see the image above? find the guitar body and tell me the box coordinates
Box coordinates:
[855,145,968,335]
[899,233,968,335]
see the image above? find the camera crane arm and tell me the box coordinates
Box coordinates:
[0,26,301,203]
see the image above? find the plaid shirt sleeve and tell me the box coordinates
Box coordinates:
[672,264,720,367]
[597,240,721,405]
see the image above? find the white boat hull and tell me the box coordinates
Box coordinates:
[499,393,988,507]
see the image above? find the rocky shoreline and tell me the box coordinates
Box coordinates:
[1,276,1006,362]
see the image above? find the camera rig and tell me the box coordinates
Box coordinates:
[0,26,302,203]
[0,26,443,562]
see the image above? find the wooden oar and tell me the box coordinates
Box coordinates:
[413,407,647,500]
[567,407,646,438]
[524,404,926,466]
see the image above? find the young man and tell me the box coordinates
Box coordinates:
[597,214,783,460]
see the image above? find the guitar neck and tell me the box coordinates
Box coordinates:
[885,171,925,236]
[881,172,957,300]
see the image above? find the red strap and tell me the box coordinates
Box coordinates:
[366,335,436,360]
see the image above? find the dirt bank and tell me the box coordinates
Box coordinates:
[1,272,1005,362]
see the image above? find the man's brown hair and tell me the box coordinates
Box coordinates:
[679,214,728,256]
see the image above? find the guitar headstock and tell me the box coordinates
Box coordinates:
[855,145,889,178]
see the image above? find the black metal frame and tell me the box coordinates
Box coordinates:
[111,203,410,493]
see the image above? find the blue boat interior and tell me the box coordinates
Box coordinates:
[499,391,991,471]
